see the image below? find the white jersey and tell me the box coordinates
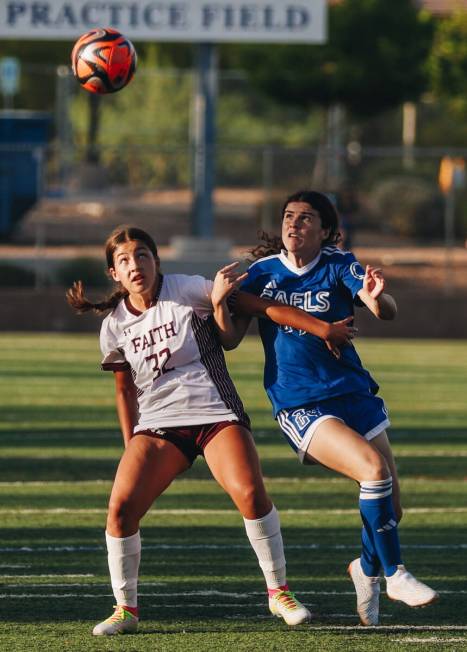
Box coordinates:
[100,274,249,431]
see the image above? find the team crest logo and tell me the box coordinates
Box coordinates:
[291,408,321,430]
[350,262,365,280]
[292,410,311,430]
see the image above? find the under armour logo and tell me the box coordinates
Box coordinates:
[151,428,166,436]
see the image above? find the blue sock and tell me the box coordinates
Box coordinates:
[359,477,402,577]
[360,526,382,577]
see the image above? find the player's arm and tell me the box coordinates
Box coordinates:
[211,263,357,354]
[211,263,252,350]
[113,369,139,448]
[357,265,397,320]
[235,291,356,350]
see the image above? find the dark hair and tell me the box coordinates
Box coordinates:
[249,190,341,261]
[66,225,159,314]
[103,225,158,268]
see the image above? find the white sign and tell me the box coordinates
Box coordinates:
[0,1,326,43]
[0,57,20,95]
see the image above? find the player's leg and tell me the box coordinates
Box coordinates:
[307,420,438,618]
[372,431,402,522]
[305,419,398,625]
[94,435,190,635]
[106,434,190,536]
[369,431,437,608]
[204,424,310,625]
[307,418,403,572]
[358,430,402,581]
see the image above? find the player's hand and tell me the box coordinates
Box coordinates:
[363,265,385,299]
[325,316,358,359]
[211,262,248,308]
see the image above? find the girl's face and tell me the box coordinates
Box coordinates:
[109,240,159,296]
[281,201,330,258]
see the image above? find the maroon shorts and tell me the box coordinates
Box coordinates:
[134,420,250,465]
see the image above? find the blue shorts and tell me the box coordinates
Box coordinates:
[277,391,390,464]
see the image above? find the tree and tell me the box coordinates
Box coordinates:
[429,10,467,114]
[226,0,433,118]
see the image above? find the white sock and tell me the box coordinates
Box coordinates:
[105,530,141,608]
[243,505,287,589]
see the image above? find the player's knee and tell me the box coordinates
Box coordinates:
[107,497,136,534]
[230,481,270,519]
[362,451,390,482]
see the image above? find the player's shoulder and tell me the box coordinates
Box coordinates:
[248,253,283,272]
[161,273,212,308]
[321,245,354,260]
[320,246,366,284]
[163,273,207,286]
[162,273,210,295]
[104,296,126,321]
[100,300,125,338]
[320,245,358,268]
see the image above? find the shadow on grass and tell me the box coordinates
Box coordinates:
[0,482,466,511]
[0,454,466,483]
[0,457,120,481]
[0,425,466,481]
[2,426,466,446]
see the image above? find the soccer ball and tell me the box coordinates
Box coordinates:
[71,28,136,94]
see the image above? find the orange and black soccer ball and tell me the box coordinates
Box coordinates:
[71,28,136,94]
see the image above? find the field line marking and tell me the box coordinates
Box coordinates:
[0,476,465,486]
[222,623,467,631]
[1,507,467,515]
[1,589,466,597]
[0,478,351,487]
[3,582,167,588]
[0,480,111,487]
[389,638,467,643]
[0,574,94,579]
[1,543,466,553]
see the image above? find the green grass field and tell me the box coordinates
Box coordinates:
[0,334,466,651]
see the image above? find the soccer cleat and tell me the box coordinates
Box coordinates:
[92,605,138,636]
[348,557,381,626]
[386,565,439,608]
[268,590,311,626]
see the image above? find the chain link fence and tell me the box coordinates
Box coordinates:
[1,63,466,244]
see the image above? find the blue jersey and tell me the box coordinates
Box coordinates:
[240,247,379,416]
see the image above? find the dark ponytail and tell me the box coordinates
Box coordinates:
[248,230,283,262]
[66,281,128,315]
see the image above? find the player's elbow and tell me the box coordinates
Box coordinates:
[378,295,397,320]
[221,338,241,351]
[380,304,397,321]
